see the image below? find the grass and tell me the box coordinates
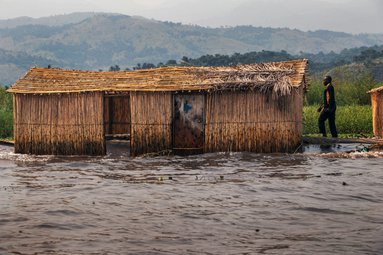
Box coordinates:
[303,105,373,137]
[0,109,13,139]
[0,87,13,139]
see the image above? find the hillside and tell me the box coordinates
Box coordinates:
[0,12,101,29]
[1,13,383,85]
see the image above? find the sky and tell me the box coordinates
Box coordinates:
[0,0,382,34]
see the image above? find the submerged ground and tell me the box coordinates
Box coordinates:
[0,143,382,254]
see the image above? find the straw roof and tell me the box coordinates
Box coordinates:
[368,86,383,94]
[8,59,308,96]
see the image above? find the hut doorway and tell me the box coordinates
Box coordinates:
[104,94,131,155]
[173,94,205,155]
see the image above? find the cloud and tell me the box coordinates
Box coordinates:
[0,0,381,34]
[182,0,383,34]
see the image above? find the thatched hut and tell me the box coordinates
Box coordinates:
[368,86,383,138]
[8,59,308,156]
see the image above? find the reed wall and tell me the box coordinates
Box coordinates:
[130,92,172,156]
[204,88,303,153]
[371,92,383,138]
[13,92,105,155]
[104,95,131,135]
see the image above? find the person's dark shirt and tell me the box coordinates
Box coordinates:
[323,84,336,112]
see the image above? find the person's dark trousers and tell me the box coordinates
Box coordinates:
[318,110,338,137]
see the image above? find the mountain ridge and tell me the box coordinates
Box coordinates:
[1,13,383,85]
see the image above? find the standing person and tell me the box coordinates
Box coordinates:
[317,75,338,137]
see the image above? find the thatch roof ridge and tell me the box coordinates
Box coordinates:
[8,59,308,95]
[368,86,383,94]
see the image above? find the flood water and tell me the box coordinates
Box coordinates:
[0,143,383,255]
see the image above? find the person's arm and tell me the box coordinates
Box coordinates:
[317,103,323,112]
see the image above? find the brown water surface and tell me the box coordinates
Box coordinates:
[0,144,382,254]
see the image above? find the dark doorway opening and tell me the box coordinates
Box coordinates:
[104,94,131,156]
[173,93,205,155]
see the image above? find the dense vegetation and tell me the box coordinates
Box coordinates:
[0,87,12,139]
[305,65,377,106]
[126,45,383,74]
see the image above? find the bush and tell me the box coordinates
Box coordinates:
[0,87,13,139]
[305,66,380,106]
[303,105,373,136]
[0,108,13,138]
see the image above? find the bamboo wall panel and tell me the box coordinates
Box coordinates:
[13,92,105,155]
[104,96,131,134]
[204,88,303,153]
[130,92,172,156]
[371,92,383,138]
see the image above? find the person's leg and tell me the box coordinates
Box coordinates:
[318,111,328,137]
[328,111,338,137]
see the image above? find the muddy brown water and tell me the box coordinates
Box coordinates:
[0,143,383,255]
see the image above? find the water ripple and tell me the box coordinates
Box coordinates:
[0,144,383,254]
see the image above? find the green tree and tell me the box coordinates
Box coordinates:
[109,65,120,71]
[165,60,177,66]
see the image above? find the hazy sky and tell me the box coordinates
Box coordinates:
[0,0,382,34]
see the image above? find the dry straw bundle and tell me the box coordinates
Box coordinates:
[8,60,307,95]
[191,63,296,96]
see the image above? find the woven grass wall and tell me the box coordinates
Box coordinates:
[371,91,383,138]
[13,92,105,155]
[204,88,303,153]
[104,95,131,135]
[130,92,172,156]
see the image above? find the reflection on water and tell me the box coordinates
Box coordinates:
[0,143,383,254]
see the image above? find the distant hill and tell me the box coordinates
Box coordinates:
[1,13,383,85]
[0,12,101,29]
